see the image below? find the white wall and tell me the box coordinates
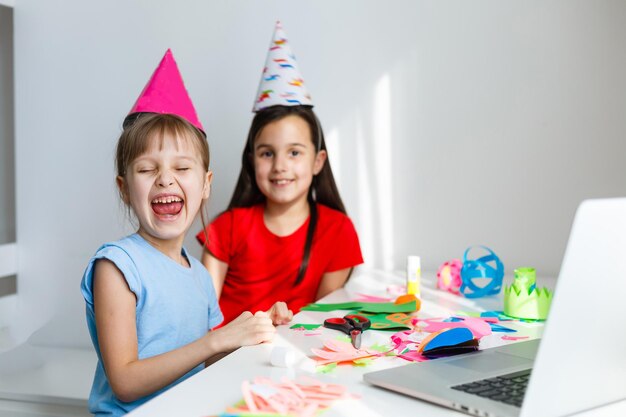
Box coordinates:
[11,0,626,348]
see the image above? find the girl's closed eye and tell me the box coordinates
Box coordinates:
[176,167,190,172]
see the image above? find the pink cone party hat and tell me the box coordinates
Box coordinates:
[126,49,204,133]
[253,21,313,112]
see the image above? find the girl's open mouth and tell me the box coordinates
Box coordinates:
[151,196,184,216]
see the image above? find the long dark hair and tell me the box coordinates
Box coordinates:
[228,105,345,285]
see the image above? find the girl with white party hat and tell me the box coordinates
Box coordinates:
[197,22,363,326]
[81,49,275,416]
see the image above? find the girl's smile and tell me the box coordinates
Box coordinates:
[151,193,184,218]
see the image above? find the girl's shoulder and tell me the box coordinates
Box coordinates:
[316,203,351,222]
[92,234,159,267]
[315,203,359,236]
[96,233,145,254]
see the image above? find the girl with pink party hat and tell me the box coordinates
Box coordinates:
[81,50,275,416]
[197,22,364,326]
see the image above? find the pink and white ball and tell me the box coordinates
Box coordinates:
[437,259,463,295]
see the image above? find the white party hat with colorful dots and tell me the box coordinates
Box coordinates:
[253,21,313,112]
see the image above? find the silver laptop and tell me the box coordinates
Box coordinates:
[364,198,626,417]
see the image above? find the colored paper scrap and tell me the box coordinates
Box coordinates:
[290,323,322,330]
[349,311,413,330]
[418,327,477,356]
[414,316,492,339]
[223,376,357,416]
[478,311,515,321]
[316,362,337,374]
[459,310,545,323]
[311,339,384,366]
[501,335,529,341]
[422,339,479,358]
[301,301,418,313]
[390,330,429,362]
[489,323,516,333]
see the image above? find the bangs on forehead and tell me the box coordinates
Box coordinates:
[145,120,197,153]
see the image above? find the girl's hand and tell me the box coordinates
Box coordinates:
[213,311,275,351]
[266,301,293,325]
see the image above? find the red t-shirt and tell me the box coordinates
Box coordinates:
[197,203,363,325]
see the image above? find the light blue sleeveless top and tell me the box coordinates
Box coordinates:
[80,233,223,416]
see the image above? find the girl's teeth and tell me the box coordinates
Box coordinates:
[153,197,182,203]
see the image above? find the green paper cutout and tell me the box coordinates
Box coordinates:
[301,301,417,313]
[504,269,553,320]
[316,362,337,374]
[289,323,322,330]
[368,343,393,353]
[349,311,412,330]
[456,311,481,318]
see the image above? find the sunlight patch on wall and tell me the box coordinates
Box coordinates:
[355,115,374,266]
[372,73,394,270]
[325,127,341,186]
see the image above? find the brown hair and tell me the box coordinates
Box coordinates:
[228,105,346,285]
[115,113,211,233]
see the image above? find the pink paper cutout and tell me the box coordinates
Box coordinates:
[228,376,358,417]
[241,380,259,413]
[501,335,529,341]
[311,339,382,365]
[390,330,429,362]
[414,316,492,339]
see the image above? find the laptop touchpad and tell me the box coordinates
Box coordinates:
[447,352,531,373]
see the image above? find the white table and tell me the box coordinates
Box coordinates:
[127,270,625,417]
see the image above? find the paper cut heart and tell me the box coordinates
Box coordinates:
[311,339,383,365]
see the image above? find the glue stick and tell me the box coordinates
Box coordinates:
[406,255,421,298]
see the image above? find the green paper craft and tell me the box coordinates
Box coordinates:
[368,343,395,354]
[316,362,337,374]
[300,300,417,313]
[504,267,553,320]
[348,311,413,330]
[289,323,322,330]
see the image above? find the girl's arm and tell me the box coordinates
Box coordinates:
[201,250,228,298]
[93,259,274,403]
[315,267,353,301]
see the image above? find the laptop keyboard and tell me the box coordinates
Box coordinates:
[451,369,531,408]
